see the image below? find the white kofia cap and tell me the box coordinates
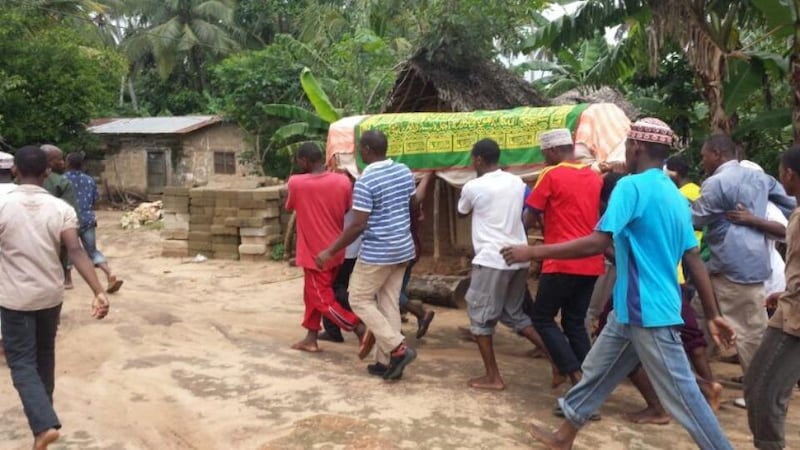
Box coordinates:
[0,151,13,169]
[539,128,573,149]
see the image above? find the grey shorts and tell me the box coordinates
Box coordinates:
[466,265,532,336]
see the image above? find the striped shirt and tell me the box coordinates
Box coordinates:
[352,159,416,264]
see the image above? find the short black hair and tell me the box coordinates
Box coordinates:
[471,139,500,165]
[642,141,671,161]
[601,172,624,204]
[296,142,322,163]
[704,134,737,157]
[66,152,84,170]
[360,130,388,156]
[781,144,800,176]
[15,145,49,177]
[666,155,690,178]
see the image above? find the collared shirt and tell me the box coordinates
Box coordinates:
[43,172,77,212]
[597,168,697,327]
[64,170,99,228]
[352,159,416,265]
[526,161,605,276]
[0,185,78,311]
[285,171,352,270]
[770,209,800,336]
[458,169,529,270]
[692,160,796,284]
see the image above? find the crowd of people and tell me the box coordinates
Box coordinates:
[287,118,800,449]
[0,145,122,449]
[3,116,800,449]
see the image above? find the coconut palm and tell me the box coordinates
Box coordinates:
[120,0,241,91]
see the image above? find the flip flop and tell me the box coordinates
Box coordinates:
[107,277,124,294]
[358,330,375,360]
[416,311,435,339]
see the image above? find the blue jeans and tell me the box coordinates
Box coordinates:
[399,261,415,307]
[67,224,106,269]
[559,312,732,450]
[1,304,63,435]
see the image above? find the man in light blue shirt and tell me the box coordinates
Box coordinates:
[316,130,419,381]
[692,134,796,379]
[501,118,735,450]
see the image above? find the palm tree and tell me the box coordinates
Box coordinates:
[530,0,759,135]
[120,0,241,92]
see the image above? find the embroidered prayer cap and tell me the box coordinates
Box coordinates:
[539,128,573,149]
[628,118,674,146]
[0,151,13,170]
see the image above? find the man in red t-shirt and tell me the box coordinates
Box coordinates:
[285,143,366,352]
[525,129,605,385]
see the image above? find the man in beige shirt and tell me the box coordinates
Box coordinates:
[0,146,109,450]
[745,145,800,450]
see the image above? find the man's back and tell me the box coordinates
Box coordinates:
[43,172,77,210]
[64,170,98,227]
[352,160,416,265]
[598,168,697,327]
[286,172,351,270]
[527,163,604,275]
[0,185,77,311]
[693,160,795,283]
[459,169,528,270]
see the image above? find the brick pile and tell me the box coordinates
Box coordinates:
[160,185,286,261]
[161,187,190,257]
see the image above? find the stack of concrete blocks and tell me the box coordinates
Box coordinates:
[187,188,216,258]
[235,186,284,262]
[161,187,190,257]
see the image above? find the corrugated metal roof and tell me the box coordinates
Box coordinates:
[88,115,223,135]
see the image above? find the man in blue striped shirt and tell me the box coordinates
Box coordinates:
[316,130,419,380]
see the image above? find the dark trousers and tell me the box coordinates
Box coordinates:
[1,304,63,435]
[322,258,356,340]
[532,273,597,375]
[745,327,800,450]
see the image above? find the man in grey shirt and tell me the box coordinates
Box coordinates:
[692,134,795,384]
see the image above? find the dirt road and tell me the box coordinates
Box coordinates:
[0,211,795,449]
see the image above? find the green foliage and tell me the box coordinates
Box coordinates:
[0,9,125,149]
[271,243,285,261]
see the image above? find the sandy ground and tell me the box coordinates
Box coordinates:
[0,211,798,450]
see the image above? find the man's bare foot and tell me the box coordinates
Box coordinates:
[291,341,321,353]
[552,368,568,389]
[64,282,73,290]
[33,428,59,450]
[467,375,505,391]
[700,381,723,411]
[625,407,671,425]
[529,422,572,450]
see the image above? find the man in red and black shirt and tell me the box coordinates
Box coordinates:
[525,129,605,385]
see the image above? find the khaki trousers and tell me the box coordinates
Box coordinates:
[695,275,767,374]
[348,260,407,365]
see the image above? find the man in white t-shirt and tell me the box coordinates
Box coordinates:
[0,151,16,357]
[0,146,110,450]
[457,138,545,391]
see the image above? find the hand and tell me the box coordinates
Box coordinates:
[726,203,755,226]
[600,161,626,174]
[765,292,781,310]
[92,293,109,319]
[500,245,537,265]
[707,316,736,349]
[315,249,332,270]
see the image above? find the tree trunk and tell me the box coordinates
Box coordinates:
[793,2,800,143]
[407,274,470,309]
[700,50,733,135]
[128,75,139,112]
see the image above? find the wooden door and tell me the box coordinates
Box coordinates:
[146,150,167,193]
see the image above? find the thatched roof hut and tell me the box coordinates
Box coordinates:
[384,49,549,113]
[552,86,639,119]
